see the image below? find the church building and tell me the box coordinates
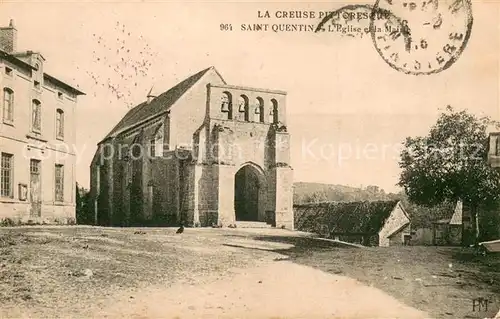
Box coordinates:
[89,67,294,228]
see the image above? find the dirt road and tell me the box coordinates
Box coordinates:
[98,260,426,319]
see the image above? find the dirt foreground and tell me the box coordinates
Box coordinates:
[94,260,426,319]
[1,227,498,318]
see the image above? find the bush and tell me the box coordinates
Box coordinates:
[76,183,94,225]
[0,218,17,227]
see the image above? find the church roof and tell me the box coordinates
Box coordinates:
[103,66,219,140]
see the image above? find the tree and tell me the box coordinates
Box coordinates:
[76,183,93,225]
[76,182,81,212]
[398,106,500,244]
[307,191,328,203]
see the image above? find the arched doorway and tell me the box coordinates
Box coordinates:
[234,164,262,221]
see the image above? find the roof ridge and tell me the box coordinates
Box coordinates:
[294,199,399,206]
[100,66,218,142]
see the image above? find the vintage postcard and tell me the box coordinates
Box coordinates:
[0,0,499,318]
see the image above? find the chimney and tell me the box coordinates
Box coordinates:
[0,19,17,53]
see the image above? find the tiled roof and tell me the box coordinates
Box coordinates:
[103,66,215,140]
[0,49,34,70]
[1,49,84,95]
[44,73,85,95]
[405,200,458,228]
[294,200,403,235]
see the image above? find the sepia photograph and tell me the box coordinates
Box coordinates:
[0,0,499,318]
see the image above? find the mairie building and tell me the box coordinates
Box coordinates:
[0,20,85,223]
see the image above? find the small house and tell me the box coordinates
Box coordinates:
[432,200,464,246]
[294,200,411,247]
[410,200,472,246]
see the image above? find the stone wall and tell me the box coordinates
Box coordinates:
[0,201,74,224]
[90,69,294,229]
[274,167,294,229]
[150,155,181,226]
[208,84,287,127]
[432,224,463,246]
[378,203,411,247]
[388,224,411,246]
[411,227,434,245]
[169,70,225,148]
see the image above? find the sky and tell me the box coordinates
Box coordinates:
[1,0,498,193]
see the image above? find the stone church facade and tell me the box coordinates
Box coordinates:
[90,67,294,228]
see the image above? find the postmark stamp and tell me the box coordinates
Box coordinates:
[315,0,473,75]
[369,0,474,75]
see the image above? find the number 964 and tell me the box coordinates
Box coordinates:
[220,24,233,31]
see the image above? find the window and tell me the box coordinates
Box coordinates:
[221,91,232,120]
[1,153,13,198]
[127,162,132,185]
[32,99,41,132]
[238,95,249,121]
[30,159,40,175]
[149,138,156,158]
[3,88,14,123]
[155,132,163,157]
[496,137,500,156]
[254,97,264,123]
[56,109,64,139]
[54,164,64,202]
[270,99,279,124]
[4,67,12,76]
[129,133,143,160]
[150,125,164,157]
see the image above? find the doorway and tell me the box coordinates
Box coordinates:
[234,165,261,221]
[30,159,41,217]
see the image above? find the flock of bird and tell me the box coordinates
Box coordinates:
[86,21,159,108]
